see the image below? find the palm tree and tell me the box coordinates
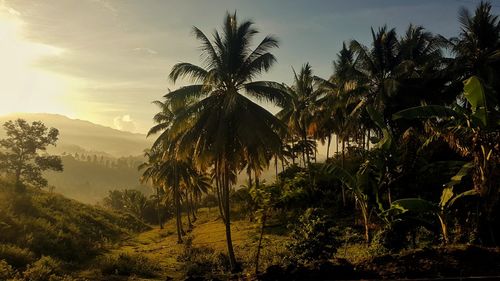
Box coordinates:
[138,148,165,229]
[350,26,400,119]
[164,12,285,271]
[450,1,500,92]
[187,168,211,221]
[277,63,322,167]
[147,98,195,242]
[349,24,448,138]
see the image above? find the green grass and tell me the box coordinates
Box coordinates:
[76,207,290,279]
[0,183,149,280]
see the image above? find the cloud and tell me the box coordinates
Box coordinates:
[0,0,21,16]
[113,114,137,132]
[89,0,118,17]
[133,47,158,55]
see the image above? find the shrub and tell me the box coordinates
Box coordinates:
[0,245,36,269]
[0,259,15,280]
[286,208,339,263]
[22,256,63,281]
[178,236,230,277]
[0,187,148,266]
[98,252,160,277]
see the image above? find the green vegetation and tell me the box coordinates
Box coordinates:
[136,2,500,279]
[0,182,148,280]
[0,119,62,190]
[2,1,500,280]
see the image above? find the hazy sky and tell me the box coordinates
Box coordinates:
[1,0,499,133]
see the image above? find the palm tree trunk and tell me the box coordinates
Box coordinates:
[367,130,370,150]
[156,187,163,229]
[281,155,285,173]
[314,144,317,163]
[362,205,370,243]
[326,134,332,159]
[191,192,197,222]
[341,138,346,206]
[336,135,339,155]
[174,181,183,243]
[255,171,260,189]
[304,137,310,167]
[255,210,267,274]
[274,155,278,180]
[221,159,238,272]
[248,167,253,187]
[187,196,193,230]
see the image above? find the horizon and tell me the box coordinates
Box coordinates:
[0,111,148,135]
[2,0,499,133]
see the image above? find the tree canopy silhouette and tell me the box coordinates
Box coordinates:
[0,119,63,190]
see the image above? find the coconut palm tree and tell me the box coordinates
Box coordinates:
[138,148,165,229]
[147,98,198,242]
[350,26,400,119]
[449,1,500,91]
[277,63,322,167]
[164,12,285,271]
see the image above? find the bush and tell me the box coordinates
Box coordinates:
[22,256,64,281]
[178,236,230,277]
[98,252,160,277]
[0,187,148,265]
[0,245,36,269]
[286,208,339,263]
[0,259,16,280]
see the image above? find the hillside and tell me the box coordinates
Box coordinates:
[0,113,152,157]
[0,183,149,280]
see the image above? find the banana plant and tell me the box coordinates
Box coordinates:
[393,76,500,243]
[383,161,478,244]
[323,164,371,242]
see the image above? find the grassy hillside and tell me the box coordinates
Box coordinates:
[0,182,149,280]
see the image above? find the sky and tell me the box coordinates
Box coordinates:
[1,0,499,133]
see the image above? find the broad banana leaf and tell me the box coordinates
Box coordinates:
[387,198,439,216]
[323,164,355,190]
[448,189,478,208]
[446,162,473,187]
[367,105,392,150]
[392,105,458,120]
[440,187,454,209]
[463,76,488,126]
[440,162,474,209]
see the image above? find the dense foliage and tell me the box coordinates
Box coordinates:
[2,1,500,280]
[142,2,500,276]
[0,119,63,190]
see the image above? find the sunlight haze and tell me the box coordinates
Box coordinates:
[1,0,498,133]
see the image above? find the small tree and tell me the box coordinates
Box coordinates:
[0,119,63,190]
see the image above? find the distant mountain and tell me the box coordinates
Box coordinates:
[0,113,154,203]
[0,113,152,157]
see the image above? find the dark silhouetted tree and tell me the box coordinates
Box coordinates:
[0,119,63,191]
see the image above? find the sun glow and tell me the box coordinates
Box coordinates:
[0,12,76,117]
